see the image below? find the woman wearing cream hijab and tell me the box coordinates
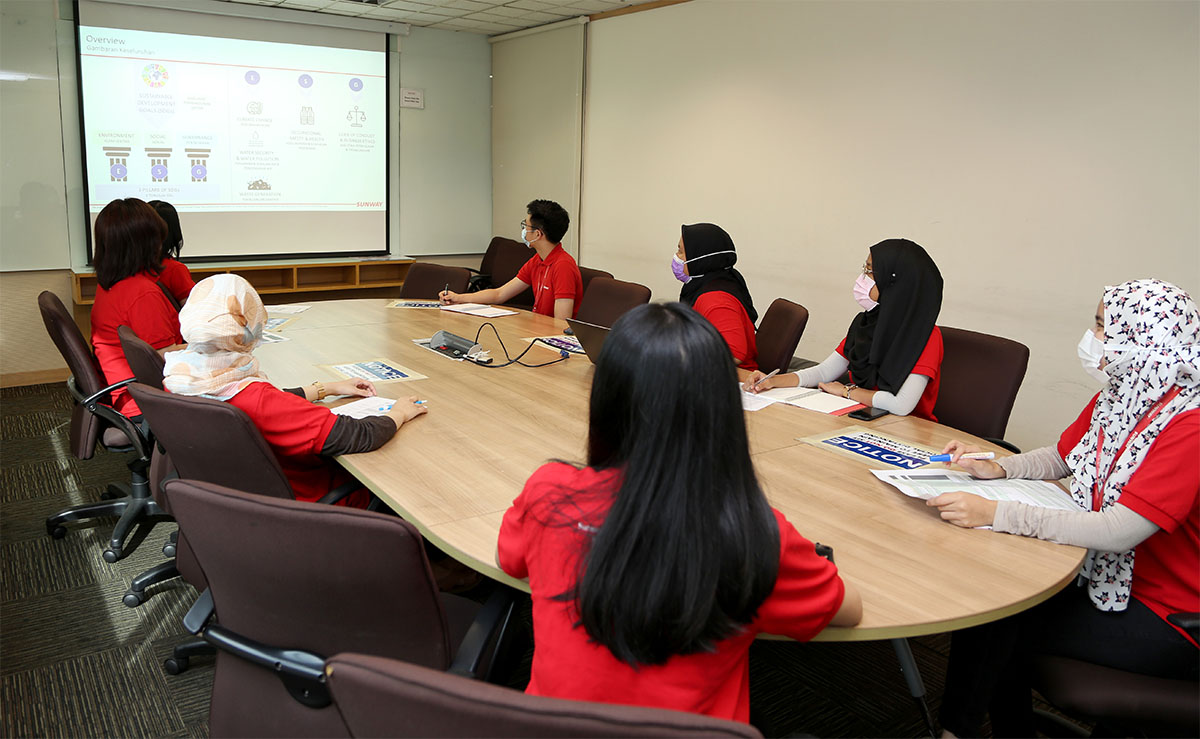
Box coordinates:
[163,274,426,507]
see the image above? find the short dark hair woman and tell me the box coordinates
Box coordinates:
[497,302,862,722]
[147,200,195,306]
[90,198,183,417]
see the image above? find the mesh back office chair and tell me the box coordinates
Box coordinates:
[398,263,470,299]
[932,326,1030,452]
[163,479,515,738]
[578,266,614,298]
[467,237,536,307]
[575,277,653,328]
[755,298,810,375]
[325,652,763,738]
[37,291,166,562]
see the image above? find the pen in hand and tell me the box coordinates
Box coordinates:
[929,452,996,462]
[745,368,779,392]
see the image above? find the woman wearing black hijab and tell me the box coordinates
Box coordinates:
[675,223,759,378]
[745,239,945,421]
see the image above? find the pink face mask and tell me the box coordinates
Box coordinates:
[853,273,878,311]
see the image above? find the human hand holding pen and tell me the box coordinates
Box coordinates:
[386,395,428,426]
[937,440,1006,479]
[742,368,779,393]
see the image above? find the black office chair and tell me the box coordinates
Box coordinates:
[755,298,810,375]
[164,479,516,738]
[466,237,537,308]
[399,263,471,299]
[575,277,652,328]
[325,652,763,738]
[37,291,167,562]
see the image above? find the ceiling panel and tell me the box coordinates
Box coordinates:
[218,0,667,35]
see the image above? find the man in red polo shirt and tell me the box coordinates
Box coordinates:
[441,199,583,319]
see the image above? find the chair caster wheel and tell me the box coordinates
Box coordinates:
[164,657,189,675]
[162,543,176,558]
[103,548,120,563]
[48,525,67,539]
[123,590,147,608]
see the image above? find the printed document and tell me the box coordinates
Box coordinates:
[870,469,1081,511]
[440,303,517,318]
[331,397,396,419]
[754,386,863,415]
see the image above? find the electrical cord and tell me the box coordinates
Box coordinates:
[466,322,570,368]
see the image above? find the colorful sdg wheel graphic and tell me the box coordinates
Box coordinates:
[142,63,169,88]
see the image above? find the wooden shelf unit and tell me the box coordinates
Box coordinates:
[71,258,414,306]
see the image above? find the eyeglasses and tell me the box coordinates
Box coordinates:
[861,261,874,277]
[519,220,535,231]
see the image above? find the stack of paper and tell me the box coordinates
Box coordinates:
[440,303,517,318]
[751,386,863,414]
[870,468,1081,511]
[331,397,397,419]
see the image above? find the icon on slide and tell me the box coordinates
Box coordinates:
[348,78,363,92]
[247,179,271,191]
[190,164,207,180]
[141,64,169,88]
[300,106,315,125]
[298,74,313,89]
[245,70,261,85]
[151,164,168,180]
[146,147,171,182]
[347,106,366,127]
[186,148,211,182]
[110,163,128,180]
[246,101,263,115]
[104,147,131,181]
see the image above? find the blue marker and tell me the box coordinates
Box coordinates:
[930,451,995,463]
[413,399,428,405]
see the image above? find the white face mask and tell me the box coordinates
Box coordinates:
[853,273,878,311]
[1077,329,1109,384]
[520,226,532,246]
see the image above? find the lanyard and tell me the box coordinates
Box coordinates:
[1092,385,1182,511]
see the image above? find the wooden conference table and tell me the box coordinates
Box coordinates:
[256,298,1086,643]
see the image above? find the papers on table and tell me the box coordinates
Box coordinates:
[523,335,584,354]
[331,396,397,419]
[387,299,442,309]
[440,303,517,318]
[268,304,310,314]
[753,386,864,415]
[800,427,937,469]
[741,392,776,412]
[870,468,1082,512]
[319,358,427,383]
[264,317,294,331]
[260,331,289,344]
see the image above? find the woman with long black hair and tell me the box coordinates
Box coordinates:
[497,302,861,722]
[746,238,944,420]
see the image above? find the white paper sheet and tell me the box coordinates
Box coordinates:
[439,303,517,318]
[741,392,777,412]
[260,331,289,344]
[753,386,861,414]
[331,397,397,419]
[268,304,311,314]
[870,468,1082,511]
[387,300,442,309]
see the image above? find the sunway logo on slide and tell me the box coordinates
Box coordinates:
[356,201,382,207]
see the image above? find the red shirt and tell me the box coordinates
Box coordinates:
[693,292,758,372]
[1056,394,1199,645]
[497,462,846,722]
[836,326,943,422]
[227,382,369,508]
[158,258,195,306]
[90,271,184,417]
[515,244,583,318]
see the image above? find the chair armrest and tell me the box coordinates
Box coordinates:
[984,437,1022,454]
[203,624,332,708]
[1167,612,1199,642]
[183,588,215,635]
[70,376,152,459]
[447,585,516,680]
[316,479,361,506]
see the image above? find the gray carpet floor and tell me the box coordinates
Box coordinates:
[1,381,1074,737]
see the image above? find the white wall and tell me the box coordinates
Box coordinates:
[491,20,586,257]
[398,26,492,256]
[580,0,1200,450]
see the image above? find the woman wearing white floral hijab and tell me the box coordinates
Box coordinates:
[931,279,1199,737]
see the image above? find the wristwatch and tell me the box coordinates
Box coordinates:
[310,381,327,401]
[844,384,857,399]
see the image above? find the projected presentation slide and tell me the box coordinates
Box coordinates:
[78,26,386,214]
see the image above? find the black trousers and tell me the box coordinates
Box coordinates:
[939,584,1197,737]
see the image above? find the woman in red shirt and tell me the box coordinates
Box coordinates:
[746,239,944,421]
[674,223,759,378]
[148,200,194,308]
[162,274,427,508]
[929,279,1199,737]
[89,198,184,418]
[497,302,862,723]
